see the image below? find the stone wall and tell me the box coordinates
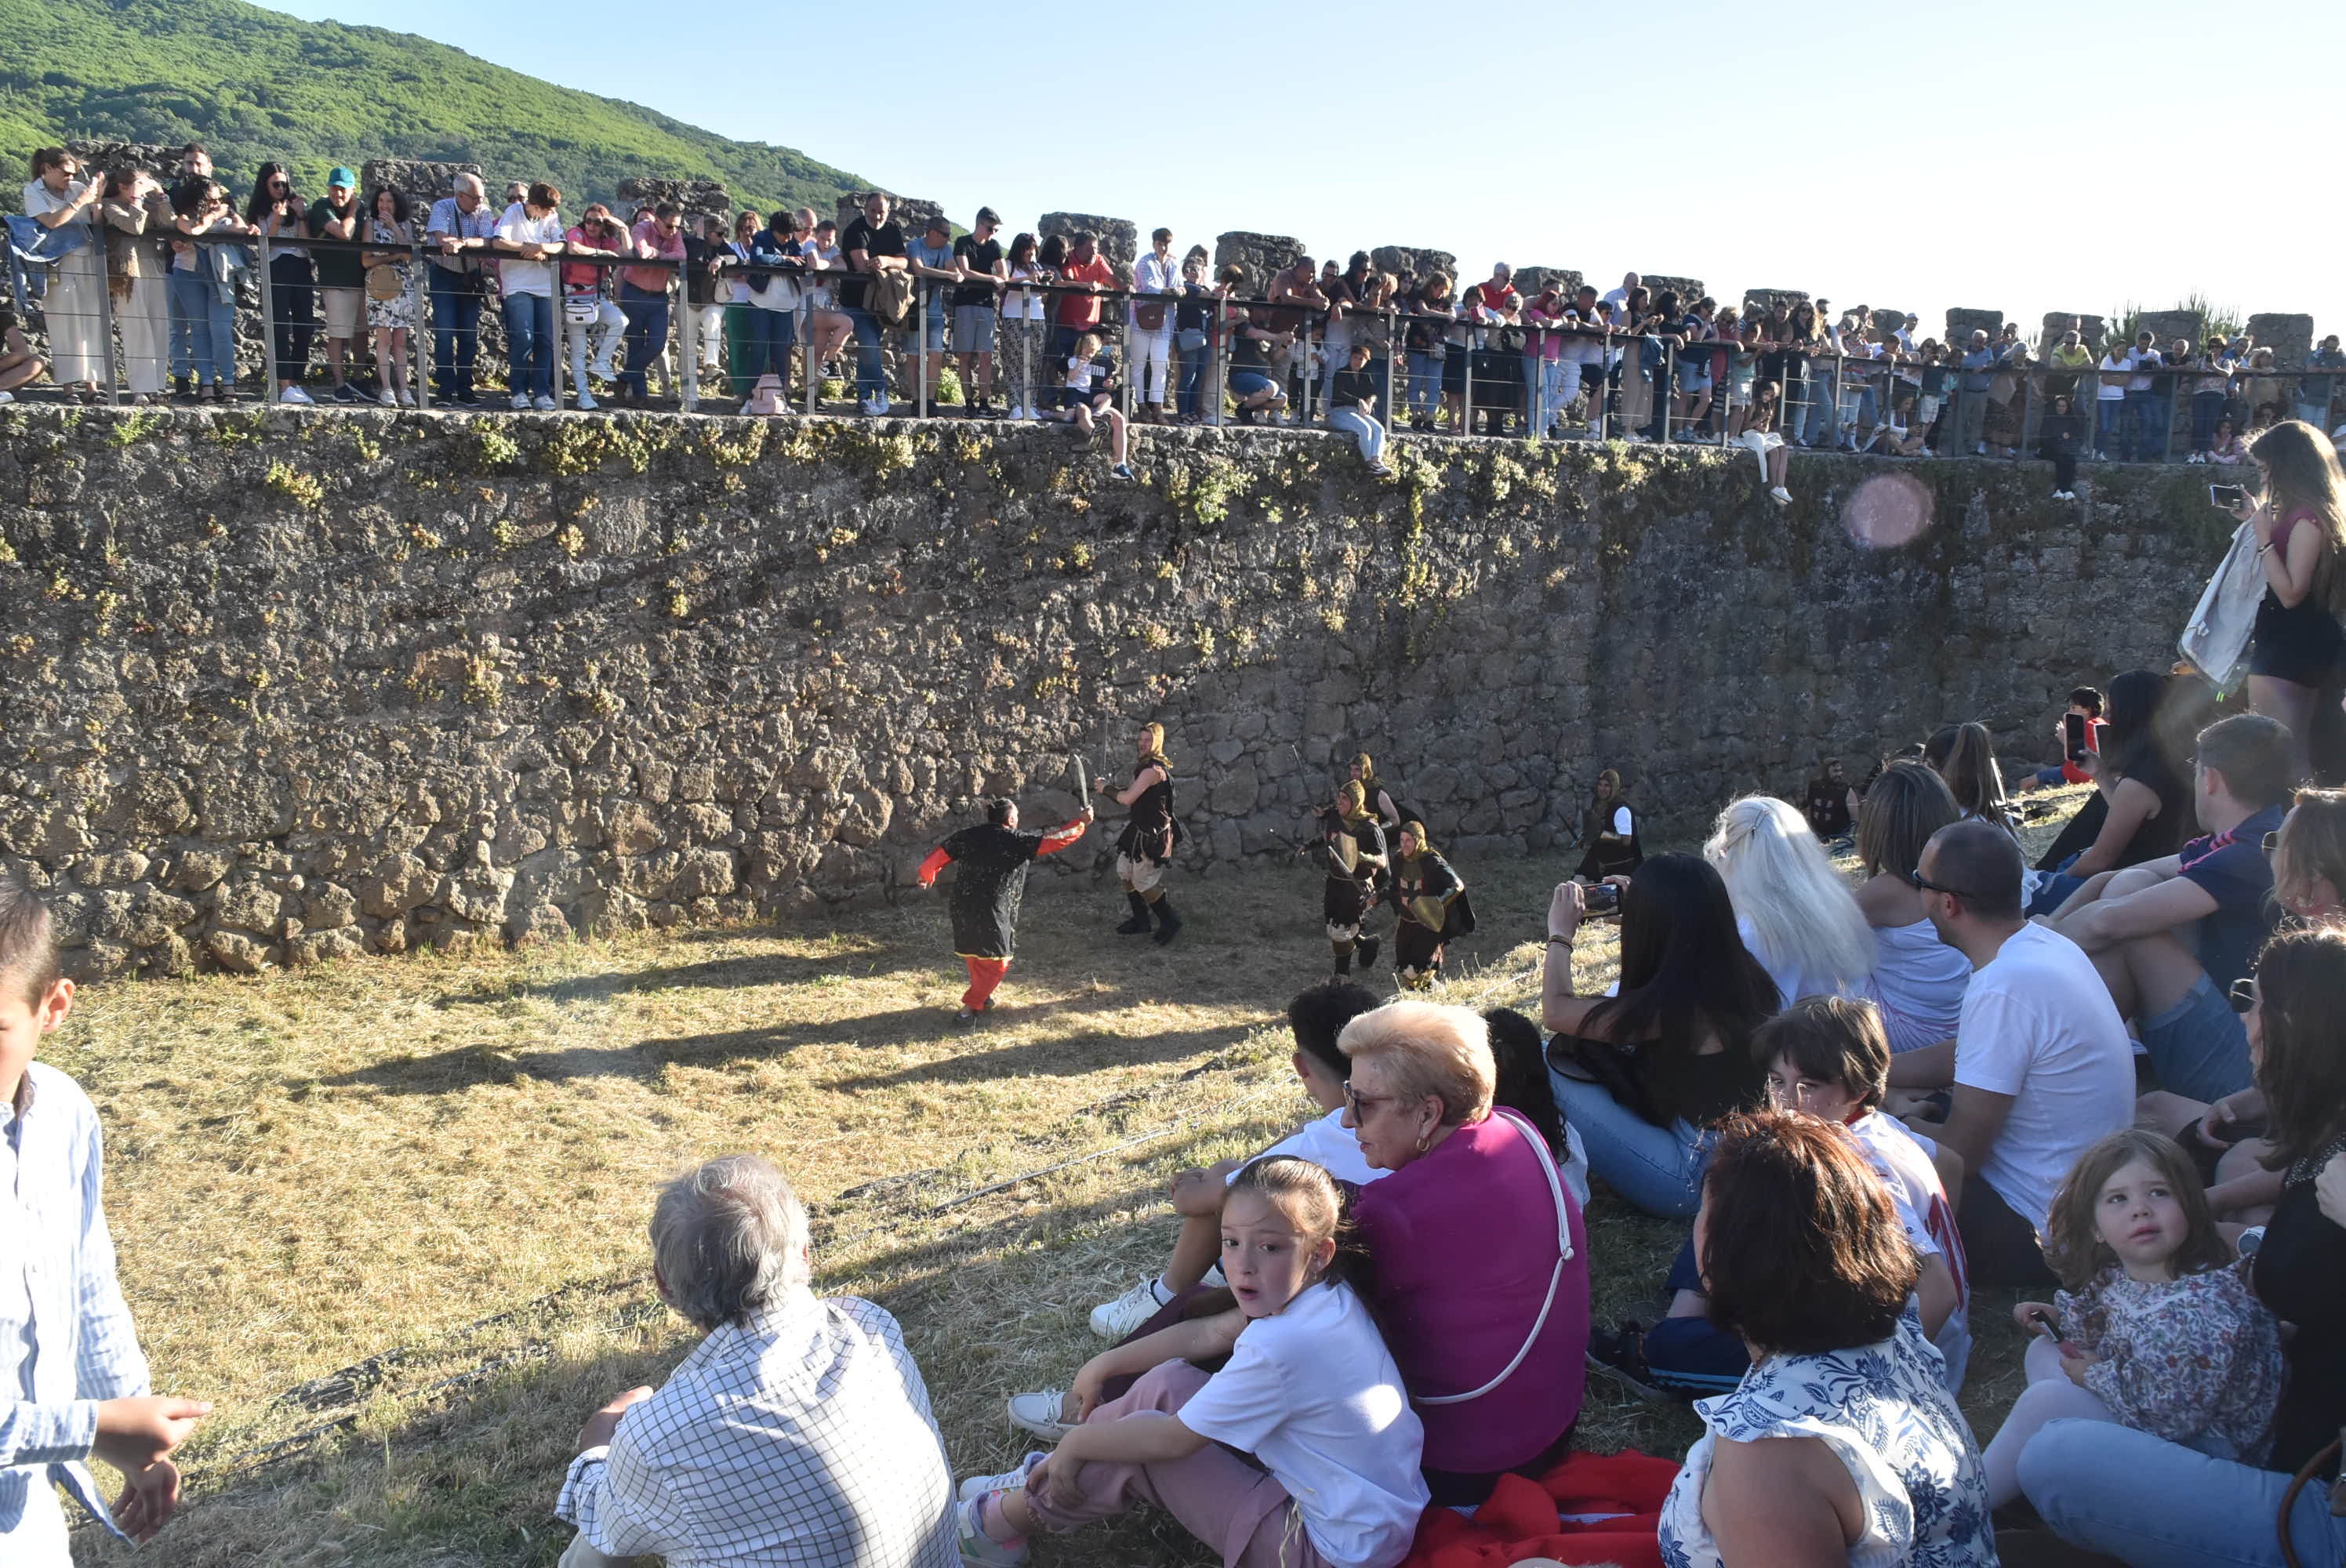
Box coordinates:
[1040,214,1138,267]
[0,407,2225,979]
[1214,232,1303,293]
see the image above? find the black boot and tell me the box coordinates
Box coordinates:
[1331,942,1353,975]
[1356,935,1380,971]
[1116,892,1152,935]
[1150,894,1182,946]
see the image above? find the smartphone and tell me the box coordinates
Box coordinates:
[2063,712,2089,764]
[1585,883,1622,915]
[2021,1306,2061,1339]
[2210,483,2247,509]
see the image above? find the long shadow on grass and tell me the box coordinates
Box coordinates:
[434,940,899,1009]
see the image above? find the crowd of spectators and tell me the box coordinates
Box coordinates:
[10,146,2344,488]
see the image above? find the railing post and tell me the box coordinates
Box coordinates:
[803,296,818,416]
[1658,339,1674,444]
[549,253,566,409]
[678,256,698,414]
[1384,304,1398,435]
[411,236,430,411]
[1462,317,1473,437]
[1597,328,1611,441]
[2159,365,2177,464]
[1208,303,1224,428]
[93,238,122,405]
[914,276,928,418]
[255,229,275,406]
[1120,305,1134,422]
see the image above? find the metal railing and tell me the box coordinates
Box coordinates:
[11,218,2342,470]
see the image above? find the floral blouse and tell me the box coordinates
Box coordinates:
[2054,1258,2282,1463]
[1660,1315,1993,1568]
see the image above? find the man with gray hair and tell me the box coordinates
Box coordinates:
[424,172,499,407]
[554,1156,956,1567]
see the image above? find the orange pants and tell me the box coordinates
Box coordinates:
[961,956,1009,1011]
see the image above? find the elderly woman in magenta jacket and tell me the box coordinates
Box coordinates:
[1338,1000,1589,1505]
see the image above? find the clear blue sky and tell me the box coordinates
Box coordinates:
[267,0,2342,342]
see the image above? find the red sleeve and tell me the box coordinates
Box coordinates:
[1036,819,1088,858]
[916,846,951,885]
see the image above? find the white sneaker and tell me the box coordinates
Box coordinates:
[511,394,532,410]
[279,385,314,405]
[955,1496,1030,1567]
[533,395,557,412]
[378,388,397,407]
[1004,1390,1077,1443]
[576,390,598,412]
[859,397,886,416]
[1088,1276,1168,1341]
[1769,485,1792,506]
[959,1454,1044,1504]
[399,390,416,407]
[588,358,617,381]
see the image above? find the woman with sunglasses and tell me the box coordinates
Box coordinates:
[2139,788,2346,1224]
[1338,1001,1588,1508]
[2022,923,2346,1568]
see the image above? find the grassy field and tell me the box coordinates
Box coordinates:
[56,809,2075,1566]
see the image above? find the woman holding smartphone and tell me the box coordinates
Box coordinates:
[2232,420,2346,779]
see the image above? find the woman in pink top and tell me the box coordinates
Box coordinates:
[1339,1001,1589,1505]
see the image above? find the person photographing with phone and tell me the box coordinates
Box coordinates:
[2227,419,2346,781]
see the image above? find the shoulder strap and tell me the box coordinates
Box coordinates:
[1414,1109,1575,1406]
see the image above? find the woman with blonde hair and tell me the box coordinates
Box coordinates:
[1338,1000,1588,1505]
[1923,721,2013,832]
[1702,795,1874,1007]
[2227,419,2346,777]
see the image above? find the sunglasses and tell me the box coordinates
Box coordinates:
[1905,868,1985,900]
[1341,1082,1395,1117]
[2229,978,2259,1014]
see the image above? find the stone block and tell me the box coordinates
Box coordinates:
[288,927,369,967]
[2134,309,2203,352]
[212,880,286,935]
[1644,275,1705,306]
[839,192,946,241]
[1371,245,1458,287]
[1040,213,1138,267]
[1945,307,2003,344]
[2245,314,2315,369]
[1213,232,1304,293]
[1742,288,1809,320]
[361,159,485,205]
[615,176,728,220]
[1513,267,1584,301]
[1209,761,1259,815]
[205,930,271,975]
[2042,312,2108,350]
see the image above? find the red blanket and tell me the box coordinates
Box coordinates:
[1400,1450,1680,1568]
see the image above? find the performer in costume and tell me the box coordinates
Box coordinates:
[1573,768,1643,884]
[1318,781,1388,978]
[1348,753,1404,832]
[1095,721,1182,945]
[1391,820,1474,989]
[917,796,1093,1023]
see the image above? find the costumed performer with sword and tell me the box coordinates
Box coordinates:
[917,783,1095,1025]
[1095,720,1182,945]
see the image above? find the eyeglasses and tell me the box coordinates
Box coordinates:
[2229,978,2259,1014]
[1342,1082,1394,1117]
[1905,868,1984,900]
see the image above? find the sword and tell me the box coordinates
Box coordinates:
[1072,753,1088,808]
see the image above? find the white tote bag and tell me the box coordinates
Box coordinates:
[2177,520,2264,696]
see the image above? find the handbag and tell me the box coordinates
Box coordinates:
[1133,297,1167,332]
[2177,519,2264,696]
[365,263,404,301]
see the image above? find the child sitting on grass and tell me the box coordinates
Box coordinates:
[1980,1127,2282,1508]
[959,1156,1428,1568]
[0,880,209,1561]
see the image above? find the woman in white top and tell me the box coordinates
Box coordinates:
[1128,227,1178,422]
[997,232,1051,422]
[1853,762,1972,1054]
[22,147,108,400]
[1658,1110,1992,1568]
[960,1157,1427,1568]
[492,180,567,410]
[720,209,759,399]
[1703,794,1874,1007]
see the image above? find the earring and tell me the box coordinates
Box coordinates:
[1414,1127,1432,1154]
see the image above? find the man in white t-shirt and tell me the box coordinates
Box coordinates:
[1895,821,2134,1289]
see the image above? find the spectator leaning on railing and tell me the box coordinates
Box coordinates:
[492,180,566,412]
[951,207,1006,418]
[424,172,499,408]
[838,191,906,416]
[21,149,106,403]
[616,201,683,408]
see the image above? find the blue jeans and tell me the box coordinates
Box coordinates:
[2137,393,2172,461]
[1176,333,1208,419]
[2138,971,2253,1102]
[741,307,795,388]
[618,281,670,397]
[430,274,486,400]
[1327,406,1385,465]
[1548,1069,1709,1219]
[844,306,888,403]
[2126,389,2163,461]
[2021,1419,2346,1568]
[1803,369,1839,445]
[502,291,554,401]
[2192,390,2227,451]
[1407,351,1442,416]
[2097,397,2126,456]
[167,267,234,384]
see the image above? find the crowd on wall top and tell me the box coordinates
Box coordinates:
[8,141,2345,494]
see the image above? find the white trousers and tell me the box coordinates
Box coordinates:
[118,274,171,394]
[1129,327,1171,405]
[566,299,626,385]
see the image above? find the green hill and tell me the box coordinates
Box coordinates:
[0,0,877,215]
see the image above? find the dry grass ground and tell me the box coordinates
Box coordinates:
[60,796,2086,1566]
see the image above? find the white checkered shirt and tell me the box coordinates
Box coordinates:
[2,1062,152,1563]
[556,1291,956,1568]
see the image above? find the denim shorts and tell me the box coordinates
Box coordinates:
[917,310,946,351]
[1228,368,1276,398]
[2139,971,2254,1102]
[1676,362,1713,392]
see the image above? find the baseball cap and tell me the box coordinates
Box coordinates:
[329,166,357,187]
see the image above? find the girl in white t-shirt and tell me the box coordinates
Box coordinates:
[959,1157,1429,1568]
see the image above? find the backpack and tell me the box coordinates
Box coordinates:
[866,266,916,327]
